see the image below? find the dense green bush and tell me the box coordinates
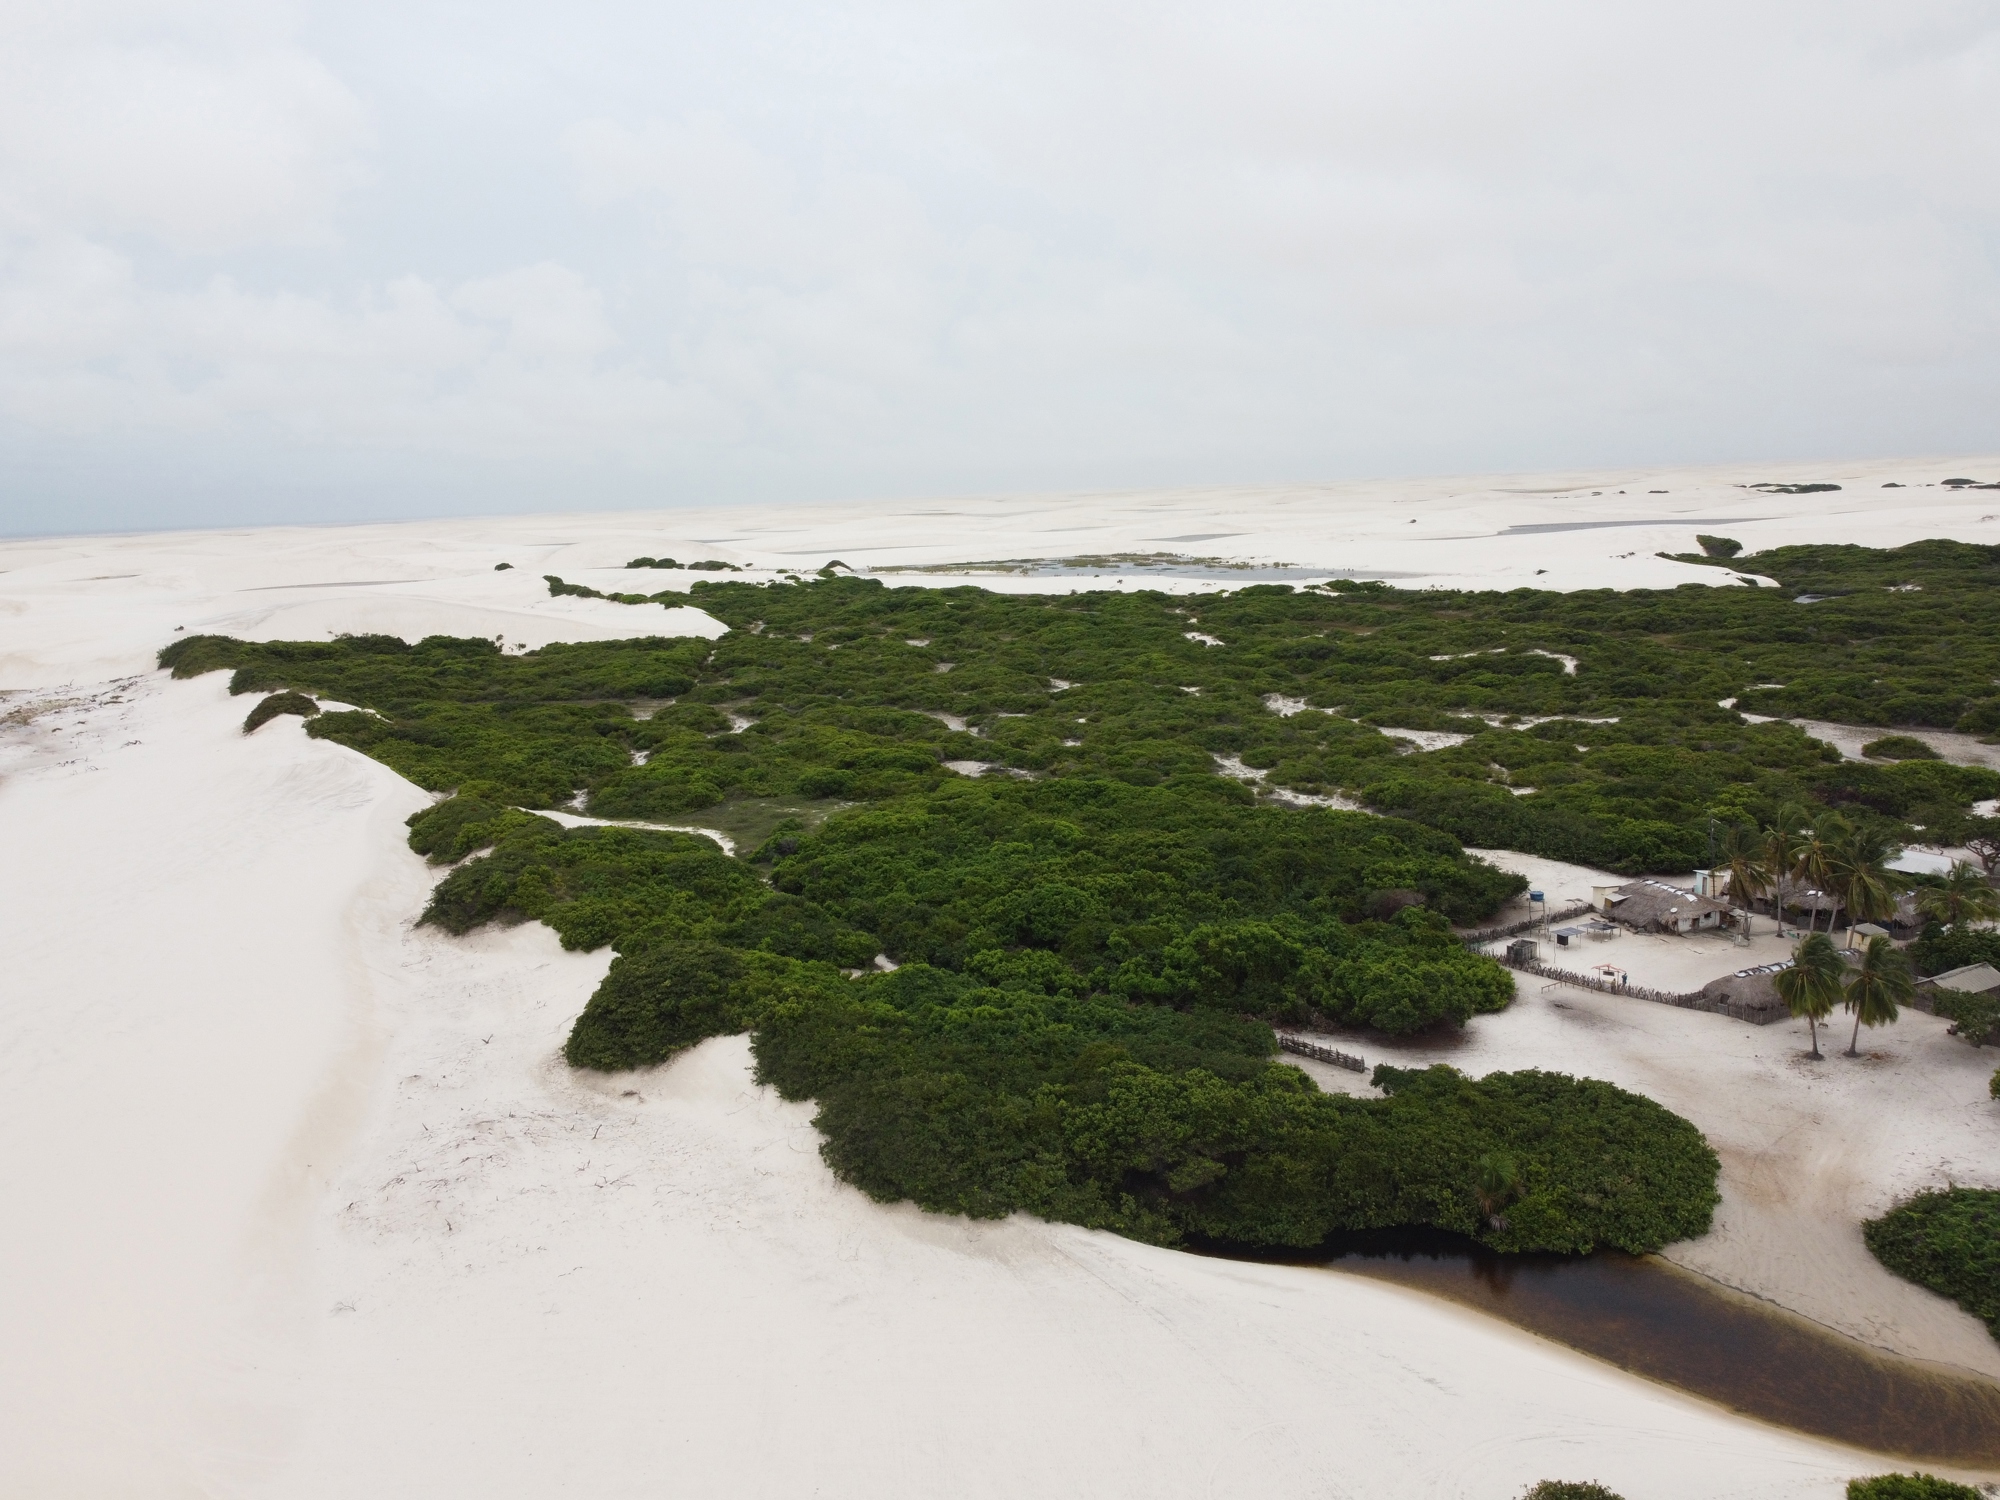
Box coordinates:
[1523,1484,1626,1500]
[1910,924,2000,978]
[242,690,317,733]
[564,942,825,1069]
[1931,988,2000,1046]
[1863,735,1942,761]
[1846,1474,1986,1499]
[163,541,2000,875]
[748,960,1717,1251]
[1863,1189,2000,1341]
[226,557,2000,1252]
[380,790,1711,1256]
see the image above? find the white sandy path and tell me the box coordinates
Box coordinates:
[0,673,1898,1500]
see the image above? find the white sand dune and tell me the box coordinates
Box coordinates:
[4,465,1999,1497]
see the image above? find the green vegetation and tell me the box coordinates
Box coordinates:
[389,791,1714,1253]
[242,690,318,734]
[752,968,1717,1251]
[1914,865,2000,930]
[1863,1189,2000,1342]
[167,538,2000,1253]
[1931,988,2000,1047]
[1522,1485,1624,1500]
[1847,1475,1986,1499]
[168,538,2000,877]
[1695,534,1742,558]
[1912,923,2000,978]
[1863,735,1942,761]
[1844,934,1914,1055]
[1776,932,1844,1058]
[161,590,1743,1253]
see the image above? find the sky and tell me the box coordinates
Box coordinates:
[2,0,1998,535]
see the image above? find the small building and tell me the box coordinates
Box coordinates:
[1699,962,1794,1023]
[1911,961,2000,1016]
[1920,962,2000,997]
[1594,879,1733,934]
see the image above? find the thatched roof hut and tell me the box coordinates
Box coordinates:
[1595,879,1733,934]
[1698,962,1794,1023]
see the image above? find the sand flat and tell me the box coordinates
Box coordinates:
[5,469,1999,1496]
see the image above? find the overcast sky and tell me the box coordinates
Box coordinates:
[3,0,1998,533]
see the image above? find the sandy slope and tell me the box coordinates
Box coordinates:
[5,467,2000,1497]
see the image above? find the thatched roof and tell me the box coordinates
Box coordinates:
[1601,880,1733,930]
[1698,963,1793,1022]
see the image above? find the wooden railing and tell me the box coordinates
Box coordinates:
[1456,903,1596,945]
[1492,953,1780,1025]
[1276,1033,1367,1072]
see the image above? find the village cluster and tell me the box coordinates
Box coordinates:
[1486,839,1999,1056]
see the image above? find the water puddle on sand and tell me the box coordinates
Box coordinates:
[1220,1230,2000,1466]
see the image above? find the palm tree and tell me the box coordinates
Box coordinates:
[1474,1151,1523,1230]
[1829,821,1900,948]
[1798,811,1851,936]
[1915,862,2000,930]
[1760,810,1810,936]
[1774,932,1844,1059]
[1843,934,1915,1057]
[1717,824,1769,936]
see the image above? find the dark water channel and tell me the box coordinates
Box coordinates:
[1222,1229,2000,1467]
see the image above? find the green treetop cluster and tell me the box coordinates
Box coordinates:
[154,542,2000,1256]
[154,654,1725,1255]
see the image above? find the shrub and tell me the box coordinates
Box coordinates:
[1862,1189,2000,1340]
[1911,924,2000,978]
[752,970,1718,1252]
[1695,534,1743,558]
[1862,735,1942,761]
[167,571,1811,1260]
[1931,988,2000,1046]
[1846,1475,1986,1499]
[242,691,318,733]
[1523,1484,1626,1500]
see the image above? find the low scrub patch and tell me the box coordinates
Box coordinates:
[242,690,317,733]
[1847,1475,1986,1499]
[1863,1189,2000,1341]
[1863,735,1942,761]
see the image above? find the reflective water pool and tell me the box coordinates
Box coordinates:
[1226,1229,2000,1466]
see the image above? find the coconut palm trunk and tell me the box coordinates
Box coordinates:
[1775,933,1842,1060]
[1843,934,1914,1057]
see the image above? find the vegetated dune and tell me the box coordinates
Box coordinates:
[5,471,2000,1498]
[0,674,1878,1499]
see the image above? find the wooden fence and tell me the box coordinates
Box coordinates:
[1492,953,1780,1025]
[1276,1033,1367,1072]
[1457,903,1596,946]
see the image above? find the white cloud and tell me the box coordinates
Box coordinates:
[3,0,1999,531]
[0,1,370,252]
